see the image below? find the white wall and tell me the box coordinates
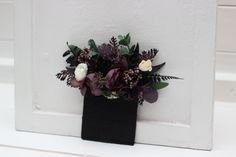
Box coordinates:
[215,0,236,102]
[0,0,14,83]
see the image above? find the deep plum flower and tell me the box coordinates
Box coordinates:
[70,78,87,96]
[86,73,102,96]
[142,86,158,103]
[98,43,117,61]
[105,68,122,90]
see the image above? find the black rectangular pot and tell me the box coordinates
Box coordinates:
[81,91,138,145]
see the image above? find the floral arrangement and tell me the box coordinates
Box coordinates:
[56,34,180,104]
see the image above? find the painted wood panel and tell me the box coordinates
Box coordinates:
[0,2,14,40]
[218,0,236,5]
[0,41,13,58]
[217,6,236,52]
[0,1,14,58]
[0,1,14,83]
[0,58,14,83]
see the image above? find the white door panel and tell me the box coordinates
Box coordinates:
[15,0,216,150]
[0,0,14,83]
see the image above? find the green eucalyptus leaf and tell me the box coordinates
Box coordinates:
[153,82,169,90]
[90,51,98,57]
[118,35,124,40]
[125,33,130,39]
[119,39,128,46]
[119,33,131,46]
[118,46,130,55]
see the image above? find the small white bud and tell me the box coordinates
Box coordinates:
[74,63,88,81]
[138,60,152,72]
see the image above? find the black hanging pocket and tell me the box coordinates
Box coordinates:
[81,91,138,145]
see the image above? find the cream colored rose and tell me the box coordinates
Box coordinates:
[74,63,88,81]
[138,59,152,72]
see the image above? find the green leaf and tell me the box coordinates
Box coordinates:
[118,33,131,46]
[119,39,128,46]
[67,43,77,52]
[118,35,124,40]
[62,50,71,57]
[153,82,169,90]
[124,33,131,45]
[88,39,98,51]
[152,62,166,73]
[118,46,130,55]
[90,51,98,57]
[102,90,111,97]
[125,33,130,38]
[129,45,136,54]
[66,42,82,56]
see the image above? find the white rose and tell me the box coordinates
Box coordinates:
[138,59,152,72]
[74,63,88,81]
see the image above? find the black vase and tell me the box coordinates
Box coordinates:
[81,91,138,145]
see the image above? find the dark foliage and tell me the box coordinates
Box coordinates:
[145,74,182,83]
[56,69,75,86]
[128,43,139,68]
[109,37,119,51]
[140,49,159,61]
[152,62,166,73]
[63,42,82,67]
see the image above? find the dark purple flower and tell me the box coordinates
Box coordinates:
[70,78,87,96]
[70,78,81,88]
[105,68,122,90]
[142,86,158,103]
[98,43,117,61]
[112,57,128,70]
[86,73,102,96]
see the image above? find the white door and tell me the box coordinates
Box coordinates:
[0,0,14,83]
[15,0,216,150]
